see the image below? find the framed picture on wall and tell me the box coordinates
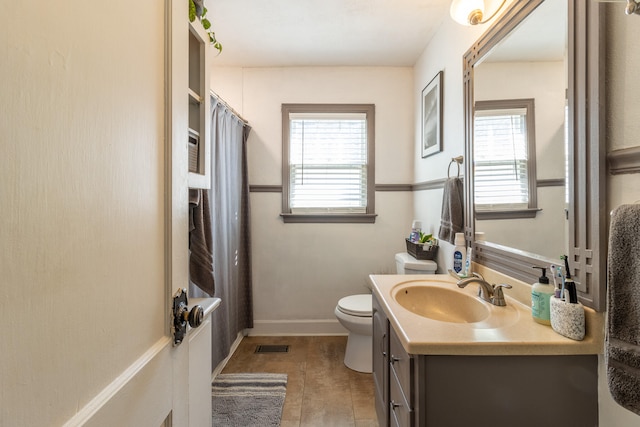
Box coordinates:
[421,71,443,158]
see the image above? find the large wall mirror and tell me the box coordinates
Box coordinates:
[463,0,606,311]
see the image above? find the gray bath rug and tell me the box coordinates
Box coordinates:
[212,373,287,426]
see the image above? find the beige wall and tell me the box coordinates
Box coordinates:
[412,9,488,271]
[212,66,415,333]
[0,0,172,425]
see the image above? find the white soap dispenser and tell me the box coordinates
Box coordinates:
[453,233,466,275]
[531,266,553,325]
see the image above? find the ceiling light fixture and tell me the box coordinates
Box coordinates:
[626,0,640,15]
[449,0,507,26]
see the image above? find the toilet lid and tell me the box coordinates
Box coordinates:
[395,252,437,272]
[337,294,372,317]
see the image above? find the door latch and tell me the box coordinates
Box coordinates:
[172,288,204,346]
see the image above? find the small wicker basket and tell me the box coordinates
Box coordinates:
[405,239,439,260]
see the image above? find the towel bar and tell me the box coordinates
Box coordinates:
[447,156,463,178]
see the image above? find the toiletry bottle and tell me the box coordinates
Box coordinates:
[531,266,553,325]
[464,246,473,277]
[410,220,422,242]
[453,233,466,275]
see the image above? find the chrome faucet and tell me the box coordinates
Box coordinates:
[456,276,512,306]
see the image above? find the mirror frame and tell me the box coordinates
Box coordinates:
[463,0,606,311]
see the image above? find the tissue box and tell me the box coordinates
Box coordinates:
[550,297,585,341]
[405,239,439,260]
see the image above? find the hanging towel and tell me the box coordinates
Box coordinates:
[438,177,464,245]
[189,189,215,296]
[606,204,640,415]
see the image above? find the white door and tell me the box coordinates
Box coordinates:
[0,0,204,425]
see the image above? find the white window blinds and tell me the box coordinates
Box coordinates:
[474,107,529,209]
[288,112,368,212]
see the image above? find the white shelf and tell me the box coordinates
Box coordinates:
[188,89,202,104]
[187,18,211,190]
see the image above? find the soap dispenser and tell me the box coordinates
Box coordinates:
[531,266,553,325]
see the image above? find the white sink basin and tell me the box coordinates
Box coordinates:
[390,279,519,329]
[393,284,489,323]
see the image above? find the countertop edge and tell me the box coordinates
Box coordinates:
[370,274,604,357]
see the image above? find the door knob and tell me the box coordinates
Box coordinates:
[172,288,204,345]
[188,304,204,328]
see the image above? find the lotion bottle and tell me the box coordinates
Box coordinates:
[531,266,553,325]
[453,233,466,275]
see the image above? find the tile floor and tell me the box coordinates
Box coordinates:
[221,335,379,427]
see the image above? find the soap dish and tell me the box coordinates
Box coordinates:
[550,297,585,341]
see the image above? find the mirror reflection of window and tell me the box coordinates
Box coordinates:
[474,98,537,218]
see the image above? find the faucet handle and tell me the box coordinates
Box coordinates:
[471,272,485,281]
[491,283,512,306]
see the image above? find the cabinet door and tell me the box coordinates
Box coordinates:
[389,368,413,427]
[389,326,413,407]
[372,295,389,427]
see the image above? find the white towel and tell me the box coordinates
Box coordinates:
[606,204,640,415]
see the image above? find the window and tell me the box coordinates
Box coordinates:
[281,104,376,223]
[474,99,538,219]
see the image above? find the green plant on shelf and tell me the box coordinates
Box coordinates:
[189,0,222,53]
[418,232,437,246]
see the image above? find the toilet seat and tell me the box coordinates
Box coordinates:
[337,294,372,317]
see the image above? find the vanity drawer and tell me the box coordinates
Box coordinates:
[389,326,413,405]
[390,367,413,427]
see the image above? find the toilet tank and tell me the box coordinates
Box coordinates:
[395,252,437,274]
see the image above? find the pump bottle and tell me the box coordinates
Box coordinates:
[531,266,554,325]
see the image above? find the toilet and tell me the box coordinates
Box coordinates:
[334,253,437,373]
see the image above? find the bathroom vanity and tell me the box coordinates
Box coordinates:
[370,274,602,427]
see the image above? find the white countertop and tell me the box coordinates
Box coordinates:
[369,273,604,356]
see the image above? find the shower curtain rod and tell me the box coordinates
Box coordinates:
[210,90,249,126]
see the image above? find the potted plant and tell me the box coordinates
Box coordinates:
[189,0,222,53]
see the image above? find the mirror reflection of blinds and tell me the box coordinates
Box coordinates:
[289,113,367,212]
[474,107,529,209]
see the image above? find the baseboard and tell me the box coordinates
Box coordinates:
[211,331,245,380]
[247,319,348,336]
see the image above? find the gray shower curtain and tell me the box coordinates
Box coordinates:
[190,95,253,370]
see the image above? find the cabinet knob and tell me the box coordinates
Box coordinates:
[391,355,400,364]
[390,401,401,410]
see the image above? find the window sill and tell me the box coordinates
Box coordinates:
[475,208,541,220]
[280,213,377,224]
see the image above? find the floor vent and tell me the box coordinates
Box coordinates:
[255,344,290,353]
